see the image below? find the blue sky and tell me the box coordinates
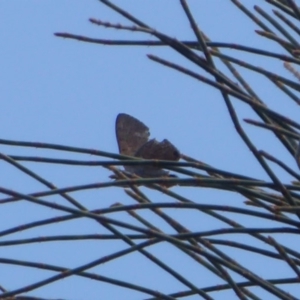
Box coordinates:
[1,1,299,299]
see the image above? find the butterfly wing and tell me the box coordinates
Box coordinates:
[133,139,180,177]
[135,139,180,160]
[116,113,150,156]
[116,113,150,172]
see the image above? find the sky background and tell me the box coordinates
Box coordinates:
[1,1,300,299]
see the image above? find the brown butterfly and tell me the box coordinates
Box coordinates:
[115,113,180,178]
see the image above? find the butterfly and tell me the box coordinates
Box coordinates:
[115,113,180,178]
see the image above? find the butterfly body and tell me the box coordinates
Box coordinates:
[115,113,180,178]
